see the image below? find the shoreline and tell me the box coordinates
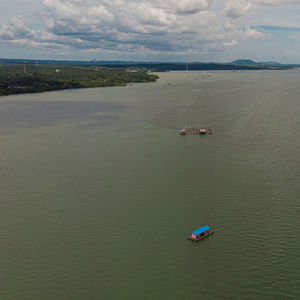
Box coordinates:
[0,64,158,97]
[0,80,158,98]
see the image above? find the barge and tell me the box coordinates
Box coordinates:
[179,128,212,135]
[186,225,214,241]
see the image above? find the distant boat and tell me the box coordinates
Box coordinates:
[186,225,214,241]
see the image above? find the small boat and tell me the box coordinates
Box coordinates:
[186,225,214,241]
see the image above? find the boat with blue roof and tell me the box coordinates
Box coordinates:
[186,225,214,241]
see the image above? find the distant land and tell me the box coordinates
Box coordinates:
[0,58,298,96]
[0,64,158,96]
[0,58,298,72]
[230,59,282,66]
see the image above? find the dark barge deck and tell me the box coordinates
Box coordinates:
[179,128,212,135]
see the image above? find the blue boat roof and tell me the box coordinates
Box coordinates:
[192,225,210,235]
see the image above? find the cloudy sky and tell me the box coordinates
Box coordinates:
[0,0,300,62]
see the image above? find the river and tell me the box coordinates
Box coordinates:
[0,70,299,299]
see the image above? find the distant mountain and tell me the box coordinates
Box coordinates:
[0,57,292,71]
[231,59,258,65]
[230,59,281,66]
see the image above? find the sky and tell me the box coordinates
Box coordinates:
[1,0,300,62]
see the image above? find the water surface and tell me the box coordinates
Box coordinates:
[0,71,300,299]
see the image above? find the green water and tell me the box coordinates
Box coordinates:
[0,71,300,299]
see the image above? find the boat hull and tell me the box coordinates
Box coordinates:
[186,231,214,241]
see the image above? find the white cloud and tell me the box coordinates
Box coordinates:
[257,0,300,5]
[244,26,264,39]
[223,40,238,46]
[172,0,211,14]
[0,17,36,40]
[223,0,254,18]
[2,0,299,59]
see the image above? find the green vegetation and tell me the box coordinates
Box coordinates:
[0,64,158,96]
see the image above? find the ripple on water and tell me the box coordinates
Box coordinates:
[1,72,300,299]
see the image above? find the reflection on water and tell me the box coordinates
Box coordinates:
[0,71,300,299]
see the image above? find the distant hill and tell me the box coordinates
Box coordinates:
[230,59,281,66]
[231,59,258,65]
[0,58,293,71]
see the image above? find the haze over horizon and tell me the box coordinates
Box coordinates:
[1,0,300,63]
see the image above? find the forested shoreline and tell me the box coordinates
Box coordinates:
[0,64,158,96]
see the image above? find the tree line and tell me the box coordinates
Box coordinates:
[0,64,158,96]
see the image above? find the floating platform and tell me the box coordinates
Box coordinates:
[179,128,212,135]
[186,225,214,242]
